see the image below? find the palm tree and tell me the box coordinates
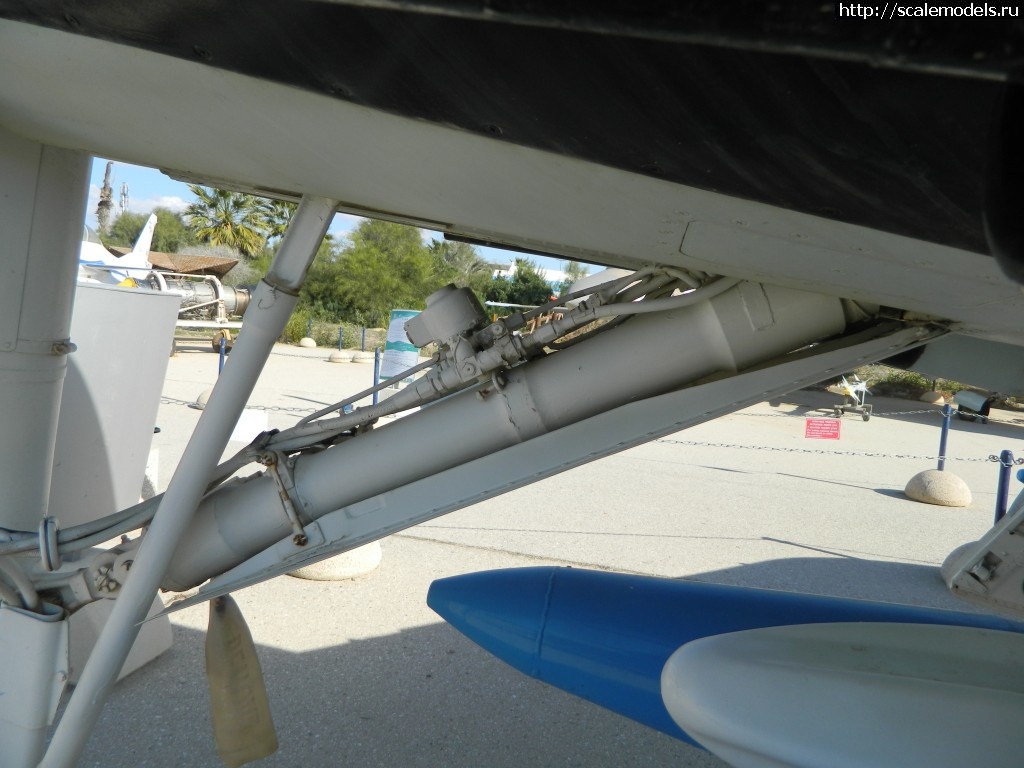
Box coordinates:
[559,260,590,294]
[429,239,491,283]
[261,198,297,243]
[184,185,271,259]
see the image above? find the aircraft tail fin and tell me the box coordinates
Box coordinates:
[121,213,156,270]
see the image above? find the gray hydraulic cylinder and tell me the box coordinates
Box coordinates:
[163,283,847,590]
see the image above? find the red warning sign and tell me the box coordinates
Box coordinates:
[805,418,841,440]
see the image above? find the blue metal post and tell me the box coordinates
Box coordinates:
[337,326,343,351]
[373,347,381,405]
[937,403,952,471]
[218,336,226,375]
[306,317,313,338]
[361,326,366,352]
[995,450,1015,523]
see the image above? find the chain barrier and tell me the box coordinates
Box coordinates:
[750,408,940,419]
[158,388,1022,461]
[269,349,344,360]
[239,404,319,414]
[160,396,318,414]
[873,409,944,418]
[655,438,995,463]
[749,406,1024,425]
[745,408,937,419]
[159,396,198,408]
[990,454,1024,467]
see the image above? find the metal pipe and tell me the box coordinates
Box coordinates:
[295,354,436,427]
[0,133,88,767]
[995,450,1015,523]
[0,577,21,606]
[590,277,741,318]
[0,557,40,611]
[937,403,952,471]
[40,196,338,768]
[0,138,89,532]
[163,283,848,590]
[373,348,381,405]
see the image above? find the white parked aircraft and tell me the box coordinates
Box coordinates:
[1,5,1023,767]
[80,214,248,333]
[78,214,156,285]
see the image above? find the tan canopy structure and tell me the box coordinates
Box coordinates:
[106,246,238,278]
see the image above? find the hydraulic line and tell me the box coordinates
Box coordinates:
[0,268,740,561]
[162,280,849,591]
[590,277,741,317]
[0,557,40,611]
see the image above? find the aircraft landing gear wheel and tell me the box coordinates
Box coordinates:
[862,412,870,421]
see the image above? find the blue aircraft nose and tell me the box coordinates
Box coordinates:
[428,567,1024,748]
[427,566,555,677]
[428,567,702,743]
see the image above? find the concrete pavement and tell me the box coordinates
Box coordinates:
[58,343,1024,766]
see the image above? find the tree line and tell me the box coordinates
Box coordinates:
[102,186,587,328]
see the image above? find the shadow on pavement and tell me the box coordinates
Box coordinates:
[683,554,963,612]
[62,619,718,768]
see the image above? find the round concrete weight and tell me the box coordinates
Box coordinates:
[904,469,971,507]
[352,351,374,364]
[299,337,317,348]
[192,388,214,410]
[328,350,350,363]
[289,541,383,581]
[920,391,945,405]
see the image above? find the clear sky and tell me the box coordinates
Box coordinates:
[85,157,577,279]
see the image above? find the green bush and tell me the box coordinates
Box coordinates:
[937,379,969,395]
[281,309,385,349]
[878,369,931,392]
[282,308,314,344]
[867,367,975,399]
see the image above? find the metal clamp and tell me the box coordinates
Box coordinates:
[38,516,61,572]
[260,451,309,546]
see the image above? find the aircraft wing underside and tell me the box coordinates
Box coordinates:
[1,3,1024,344]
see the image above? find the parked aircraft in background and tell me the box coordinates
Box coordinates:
[78,213,156,285]
[1,5,1024,767]
[79,213,249,331]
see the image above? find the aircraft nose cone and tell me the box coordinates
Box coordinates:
[427,566,556,677]
[427,566,696,742]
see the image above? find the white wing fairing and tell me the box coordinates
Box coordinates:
[1,4,1023,767]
